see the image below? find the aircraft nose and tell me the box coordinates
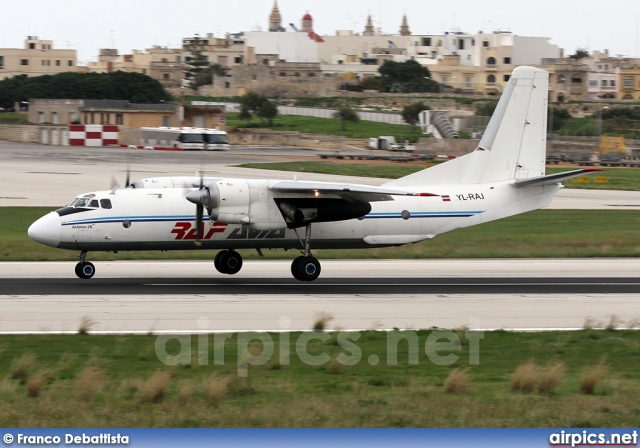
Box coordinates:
[28,212,62,248]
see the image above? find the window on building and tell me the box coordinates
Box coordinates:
[41,60,45,66]
[605,64,609,70]
[51,112,58,124]
[68,60,73,66]
[55,60,60,66]
[421,37,431,46]
[161,115,169,127]
[610,80,616,87]
[21,59,29,66]
[623,77,633,87]
[571,75,582,84]
[589,80,598,87]
[163,73,170,80]
[487,57,496,66]
[487,74,496,83]
[602,80,608,87]
[465,76,471,87]
[161,58,168,63]
[483,40,489,47]
[252,74,257,80]
[504,57,511,64]
[558,75,566,83]
[29,43,35,49]
[262,58,270,65]
[225,81,230,88]
[38,112,45,123]
[308,72,316,77]
[504,75,510,82]
[234,56,243,64]
[0,56,3,68]
[279,72,286,77]
[458,40,465,50]
[442,76,448,84]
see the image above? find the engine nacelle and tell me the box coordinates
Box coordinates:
[206,180,250,224]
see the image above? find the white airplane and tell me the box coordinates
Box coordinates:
[28,66,597,281]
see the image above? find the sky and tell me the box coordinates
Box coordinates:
[1,0,639,64]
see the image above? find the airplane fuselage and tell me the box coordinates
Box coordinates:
[31,176,560,253]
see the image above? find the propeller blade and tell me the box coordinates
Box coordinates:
[196,204,204,241]
[125,165,131,187]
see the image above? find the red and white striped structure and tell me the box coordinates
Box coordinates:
[69,124,119,147]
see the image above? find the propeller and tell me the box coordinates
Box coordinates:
[186,176,220,242]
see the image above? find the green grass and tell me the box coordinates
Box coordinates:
[226,112,425,142]
[5,207,640,261]
[0,112,29,123]
[0,329,639,426]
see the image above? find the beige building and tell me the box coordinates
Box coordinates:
[619,59,640,100]
[28,99,226,131]
[0,36,77,80]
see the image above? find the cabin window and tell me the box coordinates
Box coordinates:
[100,199,112,209]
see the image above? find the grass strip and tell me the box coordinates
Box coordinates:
[0,328,638,427]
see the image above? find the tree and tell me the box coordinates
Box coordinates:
[0,72,172,109]
[184,34,210,90]
[402,101,430,130]
[569,49,590,60]
[238,92,278,125]
[475,101,498,117]
[333,106,360,130]
[258,100,278,126]
[378,60,440,93]
[193,63,226,88]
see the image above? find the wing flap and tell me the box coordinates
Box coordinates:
[270,180,414,202]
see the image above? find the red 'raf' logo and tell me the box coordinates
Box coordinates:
[170,221,227,240]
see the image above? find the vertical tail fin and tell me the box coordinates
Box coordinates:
[385,66,549,188]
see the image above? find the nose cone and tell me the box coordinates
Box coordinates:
[28,212,62,248]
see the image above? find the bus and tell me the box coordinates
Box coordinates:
[140,127,206,150]
[203,128,229,151]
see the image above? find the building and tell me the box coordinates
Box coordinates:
[28,99,225,130]
[619,59,640,100]
[0,36,77,80]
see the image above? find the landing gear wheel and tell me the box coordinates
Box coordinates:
[215,250,243,275]
[75,261,95,279]
[291,256,321,282]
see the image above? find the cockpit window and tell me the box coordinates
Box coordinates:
[71,198,89,207]
[100,199,112,209]
[89,200,99,208]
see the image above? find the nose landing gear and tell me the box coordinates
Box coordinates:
[75,251,95,279]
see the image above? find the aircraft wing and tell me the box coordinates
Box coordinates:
[511,168,601,188]
[269,180,414,202]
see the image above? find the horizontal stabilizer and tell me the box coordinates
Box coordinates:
[511,168,601,188]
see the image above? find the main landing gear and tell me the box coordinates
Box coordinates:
[75,251,95,279]
[291,224,321,282]
[214,249,243,275]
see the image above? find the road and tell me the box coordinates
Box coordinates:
[1,260,638,333]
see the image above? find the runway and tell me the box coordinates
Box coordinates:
[1,260,639,333]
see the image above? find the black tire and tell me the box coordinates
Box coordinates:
[214,250,227,274]
[75,262,95,279]
[292,256,321,281]
[219,250,243,275]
